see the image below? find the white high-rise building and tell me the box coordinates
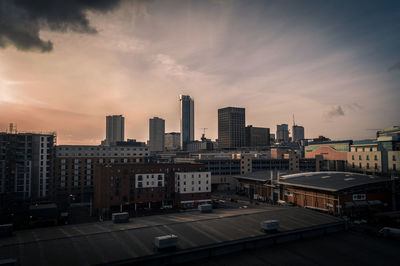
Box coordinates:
[149,117,165,152]
[180,95,194,150]
[105,115,125,145]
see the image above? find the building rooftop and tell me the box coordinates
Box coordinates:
[190,230,400,266]
[279,171,392,192]
[0,207,342,266]
[234,170,300,182]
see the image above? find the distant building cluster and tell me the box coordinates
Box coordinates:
[0,95,399,226]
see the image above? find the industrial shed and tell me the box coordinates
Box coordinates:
[279,172,394,216]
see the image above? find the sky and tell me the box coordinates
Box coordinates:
[0,0,399,144]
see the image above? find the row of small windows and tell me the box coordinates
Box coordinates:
[58,153,147,157]
[352,162,378,170]
[351,155,397,161]
[352,147,376,152]
[351,155,378,161]
[178,187,209,192]
[58,147,148,151]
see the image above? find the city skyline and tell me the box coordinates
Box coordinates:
[1,0,399,144]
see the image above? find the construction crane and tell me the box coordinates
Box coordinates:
[292,114,296,127]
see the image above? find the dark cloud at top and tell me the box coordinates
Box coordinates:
[325,106,345,119]
[0,0,121,52]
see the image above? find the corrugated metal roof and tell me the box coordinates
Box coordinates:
[279,171,392,192]
[0,207,342,266]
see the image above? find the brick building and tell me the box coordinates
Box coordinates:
[305,140,352,171]
[279,172,394,217]
[55,145,149,206]
[94,163,211,215]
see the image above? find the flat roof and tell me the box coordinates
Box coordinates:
[234,170,300,182]
[0,207,342,266]
[279,171,392,192]
[190,230,400,266]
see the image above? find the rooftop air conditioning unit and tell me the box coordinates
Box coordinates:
[260,220,280,233]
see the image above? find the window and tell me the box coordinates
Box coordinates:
[359,155,362,160]
[366,155,369,161]
[352,155,354,160]
[394,164,397,171]
[374,155,378,161]
[375,163,378,170]
[359,163,362,168]
[393,155,396,161]
[366,163,369,169]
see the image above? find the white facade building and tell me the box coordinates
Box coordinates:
[135,173,165,188]
[175,172,211,194]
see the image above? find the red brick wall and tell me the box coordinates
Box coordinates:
[305,146,347,161]
[94,163,207,210]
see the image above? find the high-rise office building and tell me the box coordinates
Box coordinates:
[245,125,270,147]
[164,132,180,150]
[180,95,194,150]
[105,115,125,146]
[218,107,246,149]
[276,124,289,143]
[292,125,305,142]
[0,132,56,208]
[149,117,165,152]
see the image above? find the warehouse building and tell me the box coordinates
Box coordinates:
[279,172,395,217]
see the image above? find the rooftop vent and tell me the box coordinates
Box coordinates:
[260,220,280,233]
[154,235,178,250]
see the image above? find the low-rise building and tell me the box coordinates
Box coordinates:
[279,171,394,217]
[55,145,149,205]
[305,140,352,171]
[94,163,211,215]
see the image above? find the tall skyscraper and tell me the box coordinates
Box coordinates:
[292,125,305,142]
[218,107,246,149]
[276,124,289,143]
[149,117,165,152]
[105,115,125,145]
[180,95,194,150]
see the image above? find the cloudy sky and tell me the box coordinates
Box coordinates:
[0,0,399,144]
